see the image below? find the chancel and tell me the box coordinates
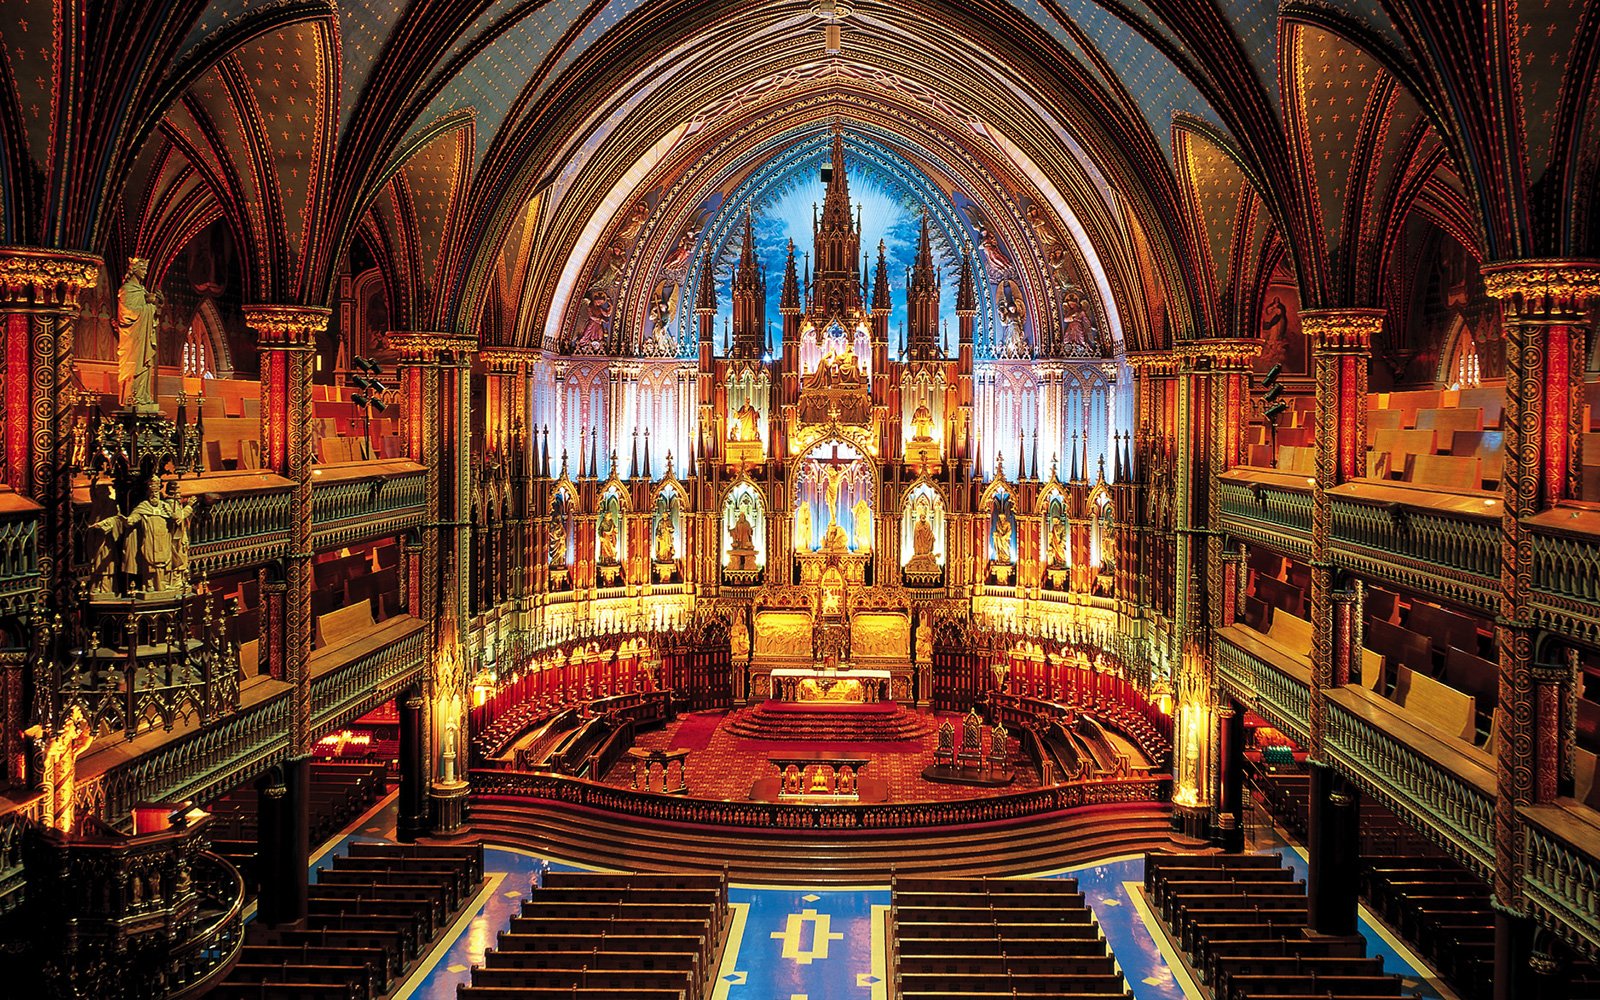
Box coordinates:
[0,3,1597,999]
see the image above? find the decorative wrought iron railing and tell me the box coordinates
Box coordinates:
[309,619,428,731]
[1529,518,1600,647]
[166,851,247,999]
[1214,629,1311,747]
[472,767,1169,830]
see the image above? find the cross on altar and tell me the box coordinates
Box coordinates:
[816,446,855,526]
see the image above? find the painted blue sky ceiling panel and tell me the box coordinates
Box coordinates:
[1019,0,1223,160]
[414,0,588,166]
[338,0,410,133]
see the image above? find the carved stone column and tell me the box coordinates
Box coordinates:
[1481,261,1598,999]
[245,304,328,925]
[1169,345,1210,834]
[391,332,477,835]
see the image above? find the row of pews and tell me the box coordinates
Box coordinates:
[211,843,484,999]
[892,876,1130,999]
[208,762,389,892]
[1144,853,1404,1000]
[458,871,729,999]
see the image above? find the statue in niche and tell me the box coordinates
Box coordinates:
[598,506,620,564]
[905,508,940,576]
[124,476,177,593]
[117,257,161,409]
[852,497,872,551]
[653,505,676,562]
[575,290,610,352]
[729,506,756,554]
[1061,293,1094,355]
[915,619,933,663]
[794,501,813,551]
[991,512,1013,565]
[1047,517,1068,568]
[548,512,568,567]
[997,281,1029,357]
[730,400,761,442]
[910,401,935,441]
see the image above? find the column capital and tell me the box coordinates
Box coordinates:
[479,348,533,375]
[1301,308,1384,353]
[244,304,331,350]
[1481,259,1600,320]
[1125,350,1178,378]
[0,247,101,310]
[1181,338,1260,371]
[389,331,478,363]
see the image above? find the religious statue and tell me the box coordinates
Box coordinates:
[117,257,161,409]
[730,400,761,442]
[910,401,935,441]
[125,477,177,593]
[915,619,933,663]
[598,507,620,564]
[729,508,756,553]
[24,707,94,833]
[576,290,610,351]
[822,462,848,526]
[548,513,568,567]
[1061,294,1093,354]
[794,502,813,551]
[729,614,750,662]
[653,508,676,562]
[905,510,941,576]
[87,485,124,597]
[991,514,1013,564]
[165,482,197,585]
[1047,517,1068,568]
[851,497,872,551]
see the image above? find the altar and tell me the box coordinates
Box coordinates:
[769,666,891,703]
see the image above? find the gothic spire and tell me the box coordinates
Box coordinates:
[780,238,801,311]
[955,250,976,313]
[872,240,892,310]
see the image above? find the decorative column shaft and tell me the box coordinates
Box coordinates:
[1480,262,1599,930]
[0,249,100,603]
[1301,308,1380,937]
[1301,308,1381,755]
[245,305,330,758]
[244,303,329,926]
[391,332,477,834]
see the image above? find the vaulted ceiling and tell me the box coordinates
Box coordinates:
[2,0,1596,352]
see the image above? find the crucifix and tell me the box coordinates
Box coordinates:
[816,445,854,526]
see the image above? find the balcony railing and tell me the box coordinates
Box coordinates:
[1217,470,1314,559]
[1326,481,1500,615]
[1215,626,1497,878]
[1521,804,1600,961]
[310,460,428,550]
[1529,507,1600,647]
[0,491,39,615]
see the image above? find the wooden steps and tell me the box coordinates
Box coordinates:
[468,796,1175,882]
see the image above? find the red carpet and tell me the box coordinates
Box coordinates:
[668,710,725,750]
[603,710,1041,802]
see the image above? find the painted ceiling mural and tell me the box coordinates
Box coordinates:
[0,0,1595,339]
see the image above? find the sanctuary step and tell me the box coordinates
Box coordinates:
[724,700,934,743]
[469,795,1176,882]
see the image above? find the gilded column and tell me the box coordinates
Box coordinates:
[244,303,329,925]
[1169,344,1209,832]
[1300,309,1381,752]
[1480,262,1598,978]
[244,306,329,758]
[0,249,100,602]
[1301,307,1380,937]
[391,332,478,834]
